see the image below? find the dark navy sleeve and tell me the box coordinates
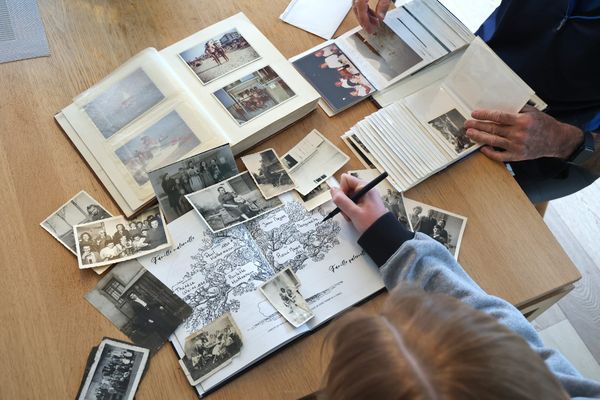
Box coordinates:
[357,212,415,267]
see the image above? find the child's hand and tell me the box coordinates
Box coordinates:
[330,173,388,235]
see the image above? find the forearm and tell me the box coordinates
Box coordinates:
[580,131,600,175]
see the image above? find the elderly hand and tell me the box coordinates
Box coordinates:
[330,173,388,235]
[353,0,392,34]
[464,105,584,162]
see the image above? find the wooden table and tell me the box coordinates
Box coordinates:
[0,1,580,399]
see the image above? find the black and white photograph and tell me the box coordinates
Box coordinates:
[185,172,283,233]
[428,109,475,154]
[345,25,423,83]
[260,267,314,328]
[292,43,375,114]
[213,66,295,125]
[241,148,296,199]
[294,181,332,211]
[148,144,239,223]
[74,206,171,269]
[404,198,467,259]
[179,313,243,385]
[40,191,112,255]
[282,129,350,196]
[85,261,192,352]
[179,29,261,84]
[83,68,165,139]
[349,169,410,230]
[114,111,202,186]
[77,338,149,400]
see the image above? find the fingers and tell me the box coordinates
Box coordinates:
[466,128,511,149]
[464,120,510,137]
[339,173,365,195]
[331,187,361,219]
[353,0,380,33]
[480,146,513,162]
[375,0,392,20]
[471,109,518,125]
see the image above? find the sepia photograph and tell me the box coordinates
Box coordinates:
[260,267,314,328]
[345,25,423,82]
[74,206,171,269]
[114,111,202,187]
[179,313,243,385]
[148,144,239,223]
[292,43,374,114]
[179,29,261,84]
[83,68,165,139]
[282,130,350,196]
[77,338,149,400]
[349,169,410,229]
[242,148,296,199]
[85,261,192,352]
[404,198,468,259]
[41,191,112,255]
[213,66,296,125]
[428,109,475,154]
[186,172,283,233]
[294,181,332,211]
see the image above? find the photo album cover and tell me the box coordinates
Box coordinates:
[56,13,320,217]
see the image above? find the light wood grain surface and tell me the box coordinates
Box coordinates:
[0,1,581,399]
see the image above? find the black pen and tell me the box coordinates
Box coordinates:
[321,171,389,222]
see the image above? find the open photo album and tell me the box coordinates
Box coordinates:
[56,13,320,217]
[138,194,385,397]
[290,0,474,115]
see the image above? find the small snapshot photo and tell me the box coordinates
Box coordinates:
[77,338,149,400]
[404,198,467,259]
[213,66,296,125]
[427,109,475,154]
[242,148,296,199]
[114,111,202,187]
[346,25,422,82]
[294,181,331,211]
[349,169,410,230]
[74,206,171,269]
[83,68,165,139]
[40,191,112,255]
[179,313,243,385]
[186,171,283,233]
[260,267,314,328]
[292,43,375,114]
[85,261,192,352]
[282,129,350,196]
[179,29,261,84]
[148,144,239,223]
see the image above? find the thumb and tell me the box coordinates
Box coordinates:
[331,188,361,219]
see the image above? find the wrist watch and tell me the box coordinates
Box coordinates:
[568,130,596,165]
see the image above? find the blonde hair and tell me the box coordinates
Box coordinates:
[321,286,568,400]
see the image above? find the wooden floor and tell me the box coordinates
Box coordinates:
[533,179,600,381]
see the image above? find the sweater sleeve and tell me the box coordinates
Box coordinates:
[358,217,600,399]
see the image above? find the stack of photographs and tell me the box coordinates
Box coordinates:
[290,0,473,115]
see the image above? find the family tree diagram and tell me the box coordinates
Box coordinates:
[172,201,342,332]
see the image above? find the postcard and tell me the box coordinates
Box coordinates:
[148,144,238,223]
[242,148,296,199]
[281,130,350,196]
[280,0,352,40]
[260,268,314,328]
[186,171,283,233]
[179,29,261,85]
[293,181,332,211]
[74,206,171,269]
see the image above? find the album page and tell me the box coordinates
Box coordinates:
[140,194,383,395]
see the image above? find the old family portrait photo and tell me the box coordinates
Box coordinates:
[213,66,295,125]
[74,207,170,269]
[428,108,476,154]
[405,198,467,258]
[78,339,149,400]
[180,313,243,385]
[41,191,112,255]
[293,43,374,113]
[260,268,313,327]
[242,148,295,199]
[115,111,202,187]
[83,68,165,139]
[186,171,283,233]
[149,145,239,222]
[179,29,260,84]
[85,261,192,352]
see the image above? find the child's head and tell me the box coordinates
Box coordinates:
[321,286,568,400]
